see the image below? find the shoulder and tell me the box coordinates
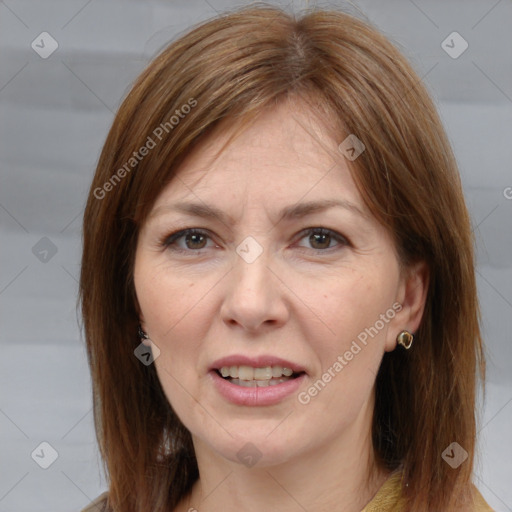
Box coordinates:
[361,469,405,512]
[472,484,495,512]
[80,491,109,512]
[362,471,495,512]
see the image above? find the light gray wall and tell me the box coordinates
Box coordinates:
[1,1,511,511]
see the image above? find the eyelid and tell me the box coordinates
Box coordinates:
[294,227,350,249]
[160,228,215,250]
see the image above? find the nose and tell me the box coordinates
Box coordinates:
[220,247,289,333]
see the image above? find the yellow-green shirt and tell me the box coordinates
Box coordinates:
[82,470,495,512]
[361,469,495,512]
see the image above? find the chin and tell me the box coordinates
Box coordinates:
[196,427,304,469]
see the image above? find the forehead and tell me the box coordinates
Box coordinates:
[152,100,361,207]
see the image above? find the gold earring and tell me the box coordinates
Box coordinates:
[138,324,149,341]
[397,330,414,349]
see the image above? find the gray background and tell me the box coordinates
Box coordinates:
[0,0,511,511]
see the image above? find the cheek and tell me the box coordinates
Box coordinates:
[135,257,202,339]
[303,274,394,422]
[140,273,208,409]
[314,268,397,360]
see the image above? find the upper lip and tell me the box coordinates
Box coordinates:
[209,355,307,374]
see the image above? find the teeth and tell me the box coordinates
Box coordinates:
[254,366,273,380]
[238,365,254,380]
[229,378,293,387]
[272,366,283,377]
[218,365,297,380]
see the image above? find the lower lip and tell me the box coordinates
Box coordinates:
[209,370,306,406]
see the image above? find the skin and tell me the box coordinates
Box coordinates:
[134,98,429,512]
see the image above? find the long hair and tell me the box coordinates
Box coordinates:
[79,5,486,511]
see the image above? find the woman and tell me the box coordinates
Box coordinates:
[79,5,493,511]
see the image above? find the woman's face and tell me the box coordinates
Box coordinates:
[134,101,423,467]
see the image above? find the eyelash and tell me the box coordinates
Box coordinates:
[159,227,350,255]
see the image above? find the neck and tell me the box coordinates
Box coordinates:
[178,396,391,512]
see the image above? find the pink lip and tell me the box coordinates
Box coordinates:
[209,355,306,374]
[208,354,307,407]
[209,370,307,406]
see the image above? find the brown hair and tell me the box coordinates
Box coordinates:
[79,5,486,511]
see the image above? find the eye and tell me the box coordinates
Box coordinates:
[295,227,349,251]
[160,228,216,253]
[160,226,349,254]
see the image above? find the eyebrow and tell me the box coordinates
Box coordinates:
[149,198,367,226]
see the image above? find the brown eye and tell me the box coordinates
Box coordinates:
[297,227,349,251]
[162,228,214,252]
[309,231,332,250]
[184,232,208,249]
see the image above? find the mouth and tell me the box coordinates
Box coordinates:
[215,365,306,388]
[209,356,307,406]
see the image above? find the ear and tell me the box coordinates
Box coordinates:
[133,292,146,333]
[384,261,430,352]
[139,321,152,347]
[136,308,150,347]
